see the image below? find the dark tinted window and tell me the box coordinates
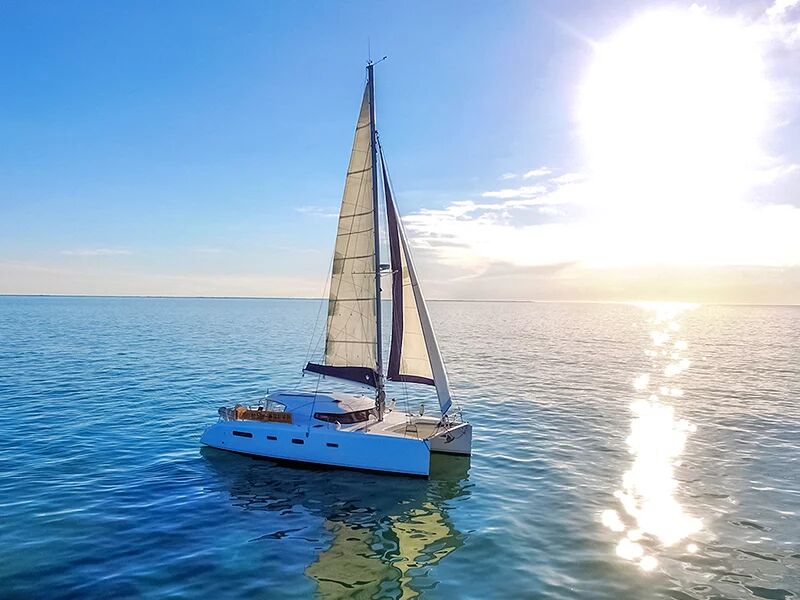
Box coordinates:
[314,409,374,424]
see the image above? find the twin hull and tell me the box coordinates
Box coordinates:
[201,420,433,476]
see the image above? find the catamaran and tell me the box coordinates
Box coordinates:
[201,62,472,476]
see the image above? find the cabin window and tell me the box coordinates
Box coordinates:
[232,430,253,438]
[313,409,374,424]
[291,438,304,445]
[265,399,287,412]
[266,435,277,441]
[326,443,339,448]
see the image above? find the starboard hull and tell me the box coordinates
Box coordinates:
[428,422,472,456]
[201,420,431,477]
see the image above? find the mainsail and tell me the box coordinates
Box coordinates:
[306,83,379,387]
[382,153,453,415]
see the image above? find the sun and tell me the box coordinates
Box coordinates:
[569,8,786,270]
[578,8,770,210]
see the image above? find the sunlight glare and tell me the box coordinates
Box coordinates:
[572,9,790,270]
[579,9,769,203]
[603,303,701,572]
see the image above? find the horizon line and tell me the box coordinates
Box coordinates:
[0,293,797,308]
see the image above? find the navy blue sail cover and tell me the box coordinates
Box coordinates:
[304,363,379,388]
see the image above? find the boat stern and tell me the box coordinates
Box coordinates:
[428,421,472,456]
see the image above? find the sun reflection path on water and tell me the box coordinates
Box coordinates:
[602,302,702,572]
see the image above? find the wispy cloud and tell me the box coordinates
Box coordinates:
[61,248,132,257]
[549,172,586,184]
[752,162,800,186]
[497,167,551,182]
[296,205,338,218]
[523,167,551,179]
[481,185,547,199]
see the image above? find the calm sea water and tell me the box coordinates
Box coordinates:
[0,297,798,599]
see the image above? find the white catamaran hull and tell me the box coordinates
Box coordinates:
[201,419,432,476]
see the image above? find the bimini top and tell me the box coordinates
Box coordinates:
[268,391,375,418]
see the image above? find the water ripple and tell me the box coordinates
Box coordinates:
[0,297,798,598]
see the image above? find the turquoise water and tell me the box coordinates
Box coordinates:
[1,297,798,599]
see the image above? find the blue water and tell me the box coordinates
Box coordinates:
[1,297,798,599]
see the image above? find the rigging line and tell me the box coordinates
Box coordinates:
[307,372,323,437]
[297,241,335,390]
[400,370,412,418]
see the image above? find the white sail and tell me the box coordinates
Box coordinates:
[383,158,453,414]
[306,85,379,387]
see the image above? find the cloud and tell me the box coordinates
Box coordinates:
[751,162,800,185]
[497,167,552,182]
[481,185,547,199]
[60,248,132,257]
[549,172,586,184]
[403,164,800,290]
[192,247,225,254]
[296,205,338,218]
[428,262,800,303]
[537,205,564,216]
[762,0,800,47]
[523,167,552,178]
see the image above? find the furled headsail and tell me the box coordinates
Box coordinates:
[306,84,379,387]
[382,152,453,414]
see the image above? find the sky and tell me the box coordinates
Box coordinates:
[1,0,799,303]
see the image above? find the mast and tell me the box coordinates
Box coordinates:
[367,62,385,417]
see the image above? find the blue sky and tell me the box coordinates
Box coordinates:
[2,1,799,302]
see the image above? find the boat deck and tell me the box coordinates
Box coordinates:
[384,421,441,439]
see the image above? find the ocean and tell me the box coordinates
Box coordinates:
[0,296,797,599]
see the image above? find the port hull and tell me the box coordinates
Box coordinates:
[201,420,431,476]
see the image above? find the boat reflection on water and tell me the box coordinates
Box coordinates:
[201,448,470,598]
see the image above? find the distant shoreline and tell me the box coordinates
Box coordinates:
[0,294,797,307]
